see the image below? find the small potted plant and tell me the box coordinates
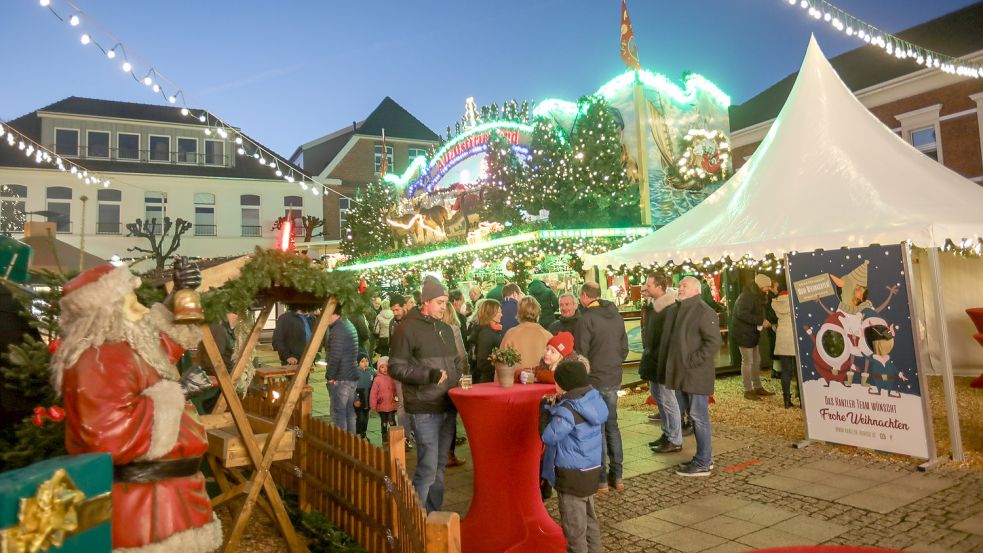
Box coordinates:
[489,345,522,388]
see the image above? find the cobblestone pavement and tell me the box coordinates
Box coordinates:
[281,347,983,552]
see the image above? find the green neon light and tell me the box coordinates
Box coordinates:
[335,227,653,272]
[380,120,533,190]
[533,70,731,120]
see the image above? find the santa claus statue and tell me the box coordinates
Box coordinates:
[51,263,222,553]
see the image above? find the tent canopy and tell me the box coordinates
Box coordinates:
[588,36,983,269]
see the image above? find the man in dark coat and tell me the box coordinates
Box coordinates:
[731,273,777,400]
[388,276,462,512]
[272,305,325,365]
[658,276,722,477]
[549,293,580,335]
[326,304,359,433]
[638,272,684,454]
[528,279,559,329]
[574,282,628,492]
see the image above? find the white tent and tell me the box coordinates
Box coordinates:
[587,36,983,461]
[588,36,983,268]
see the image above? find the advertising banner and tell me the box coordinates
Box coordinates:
[786,244,933,459]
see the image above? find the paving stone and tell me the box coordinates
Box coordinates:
[738,527,814,548]
[777,467,831,482]
[614,514,682,540]
[772,514,846,542]
[823,474,879,492]
[691,515,764,540]
[701,541,752,553]
[652,527,728,553]
[794,483,853,501]
[836,490,915,514]
[650,503,724,526]
[802,459,857,474]
[952,512,983,536]
[890,474,955,494]
[748,474,804,493]
[844,466,907,483]
[726,503,798,526]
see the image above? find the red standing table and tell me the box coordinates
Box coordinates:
[449,383,566,553]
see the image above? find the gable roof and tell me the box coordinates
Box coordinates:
[589,36,983,268]
[0,96,304,181]
[730,1,983,132]
[298,97,439,175]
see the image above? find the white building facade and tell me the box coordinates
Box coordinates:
[0,97,318,268]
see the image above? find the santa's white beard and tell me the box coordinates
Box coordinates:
[51,303,201,394]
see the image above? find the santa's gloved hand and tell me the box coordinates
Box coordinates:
[178,365,213,398]
[172,257,202,290]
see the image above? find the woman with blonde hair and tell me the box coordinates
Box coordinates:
[499,296,552,380]
[468,299,503,383]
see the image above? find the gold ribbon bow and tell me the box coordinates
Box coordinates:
[0,468,110,553]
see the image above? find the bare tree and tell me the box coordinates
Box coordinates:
[125,217,192,270]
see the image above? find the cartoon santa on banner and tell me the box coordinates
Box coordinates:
[51,263,222,553]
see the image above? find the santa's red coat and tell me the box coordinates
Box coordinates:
[61,334,219,552]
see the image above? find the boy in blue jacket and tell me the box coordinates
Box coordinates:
[541,361,608,553]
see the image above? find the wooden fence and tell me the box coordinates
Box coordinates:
[240,382,459,553]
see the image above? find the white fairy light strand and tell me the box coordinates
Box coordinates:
[35,0,356,202]
[0,119,111,187]
[784,0,982,79]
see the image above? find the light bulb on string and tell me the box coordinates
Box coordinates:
[80,34,91,45]
[122,61,132,72]
[69,14,80,26]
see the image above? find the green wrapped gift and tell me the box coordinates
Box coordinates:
[0,454,112,553]
[0,236,31,284]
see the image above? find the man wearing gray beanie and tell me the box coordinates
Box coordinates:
[388,275,463,512]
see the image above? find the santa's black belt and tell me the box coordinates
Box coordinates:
[114,457,202,483]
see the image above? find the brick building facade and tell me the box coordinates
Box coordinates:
[291,97,439,241]
[730,2,983,186]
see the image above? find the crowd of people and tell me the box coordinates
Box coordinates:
[269,272,793,553]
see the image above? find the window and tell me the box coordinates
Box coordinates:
[96,188,122,234]
[149,135,170,162]
[910,127,938,161]
[0,185,27,234]
[177,137,198,163]
[408,147,428,160]
[339,198,350,236]
[86,130,110,158]
[240,194,261,237]
[374,144,393,174]
[194,193,215,236]
[55,129,79,157]
[144,192,166,234]
[117,133,140,160]
[204,140,225,166]
[284,195,303,235]
[46,186,72,233]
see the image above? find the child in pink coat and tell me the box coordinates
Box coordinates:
[369,356,399,443]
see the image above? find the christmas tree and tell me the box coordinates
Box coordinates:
[567,95,640,227]
[526,117,572,219]
[480,130,526,228]
[0,270,68,471]
[340,178,400,259]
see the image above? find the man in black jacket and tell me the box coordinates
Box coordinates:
[548,293,579,335]
[638,272,685,454]
[272,305,324,365]
[732,274,777,400]
[388,276,462,512]
[326,303,359,433]
[574,282,628,493]
[659,276,723,477]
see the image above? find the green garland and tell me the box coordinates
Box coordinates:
[201,248,372,322]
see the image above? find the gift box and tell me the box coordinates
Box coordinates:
[0,453,112,552]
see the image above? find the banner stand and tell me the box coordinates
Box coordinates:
[904,245,940,470]
[784,255,814,452]
[927,247,964,462]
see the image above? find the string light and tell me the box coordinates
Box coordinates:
[0,120,110,187]
[34,0,357,204]
[784,0,983,79]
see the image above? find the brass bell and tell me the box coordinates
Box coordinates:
[172,288,205,324]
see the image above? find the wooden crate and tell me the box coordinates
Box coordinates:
[207,415,295,468]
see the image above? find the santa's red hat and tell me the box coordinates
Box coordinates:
[547,331,574,356]
[61,264,140,315]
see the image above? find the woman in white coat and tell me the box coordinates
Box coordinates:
[772,282,799,408]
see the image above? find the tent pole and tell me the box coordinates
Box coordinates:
[927,247,964,461]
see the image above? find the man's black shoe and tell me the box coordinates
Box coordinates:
[648,435,669,448]
[651,441,683,453]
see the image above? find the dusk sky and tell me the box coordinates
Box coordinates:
[2,0,977,158]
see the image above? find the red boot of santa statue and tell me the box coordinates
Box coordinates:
[52,264,222,553]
